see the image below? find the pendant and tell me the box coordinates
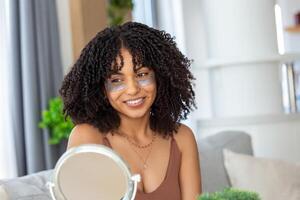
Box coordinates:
[143,164,147,169]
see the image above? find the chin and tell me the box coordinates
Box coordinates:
[122,111,150,119]
[118,107,151,119]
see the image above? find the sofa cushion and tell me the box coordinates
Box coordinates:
[198,131,253,192]
[1,170,53,200]
[0,185,9,200]
[224,149,300,200]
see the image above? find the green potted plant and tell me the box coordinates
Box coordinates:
[39,97,74,145]
[107,0,134,26]
[198,188,261,200]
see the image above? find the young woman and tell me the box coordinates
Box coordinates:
[60,22,201,200]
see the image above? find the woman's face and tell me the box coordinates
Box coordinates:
[105,48,157,120]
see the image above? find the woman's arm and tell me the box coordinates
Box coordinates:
[174,124,202,200]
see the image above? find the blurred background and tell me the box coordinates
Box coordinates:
[0,0,300,179]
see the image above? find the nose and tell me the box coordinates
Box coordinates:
[126,78,140,95]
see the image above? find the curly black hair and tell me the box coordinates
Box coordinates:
[59,22,196,137]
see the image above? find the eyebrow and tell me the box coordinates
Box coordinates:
[108,67,149,76]
[135,66,146,71]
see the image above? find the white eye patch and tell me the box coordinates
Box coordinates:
[105,71,155,92]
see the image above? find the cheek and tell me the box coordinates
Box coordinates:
[106,92,121,106]
[146,83,157,98]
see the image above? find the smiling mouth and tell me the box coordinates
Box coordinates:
[124,97,145,106]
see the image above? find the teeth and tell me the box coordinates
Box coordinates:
[126,98,144,105]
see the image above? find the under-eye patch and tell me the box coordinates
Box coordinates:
[105,71,155,92]
[104,81,124,92]
[136,71,155,86]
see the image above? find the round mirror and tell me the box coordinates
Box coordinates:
[48,144,140,200]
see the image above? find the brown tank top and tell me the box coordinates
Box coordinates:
[103,136,182,200]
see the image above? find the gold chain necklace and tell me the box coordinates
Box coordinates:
[130,141,154,170]
[117,131,156,149]
[115,130,156,170]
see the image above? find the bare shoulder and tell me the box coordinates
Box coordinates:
[173,123,198,153]
[67,123,104,149]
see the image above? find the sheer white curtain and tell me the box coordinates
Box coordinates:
[132,0,156,27]
[0,0,17,179]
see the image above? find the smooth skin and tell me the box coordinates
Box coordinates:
[67,48,202,199]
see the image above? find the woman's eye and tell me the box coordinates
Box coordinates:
[110,78,122,83]
[137,72,149,78]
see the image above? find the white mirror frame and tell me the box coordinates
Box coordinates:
[47,144,140,200]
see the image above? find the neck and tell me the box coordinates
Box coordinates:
[117,113,152,139]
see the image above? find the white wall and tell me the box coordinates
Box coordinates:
[177,0,300,163]
[180,0,214,120]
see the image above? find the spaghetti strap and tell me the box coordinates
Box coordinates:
[103,136,112,148]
